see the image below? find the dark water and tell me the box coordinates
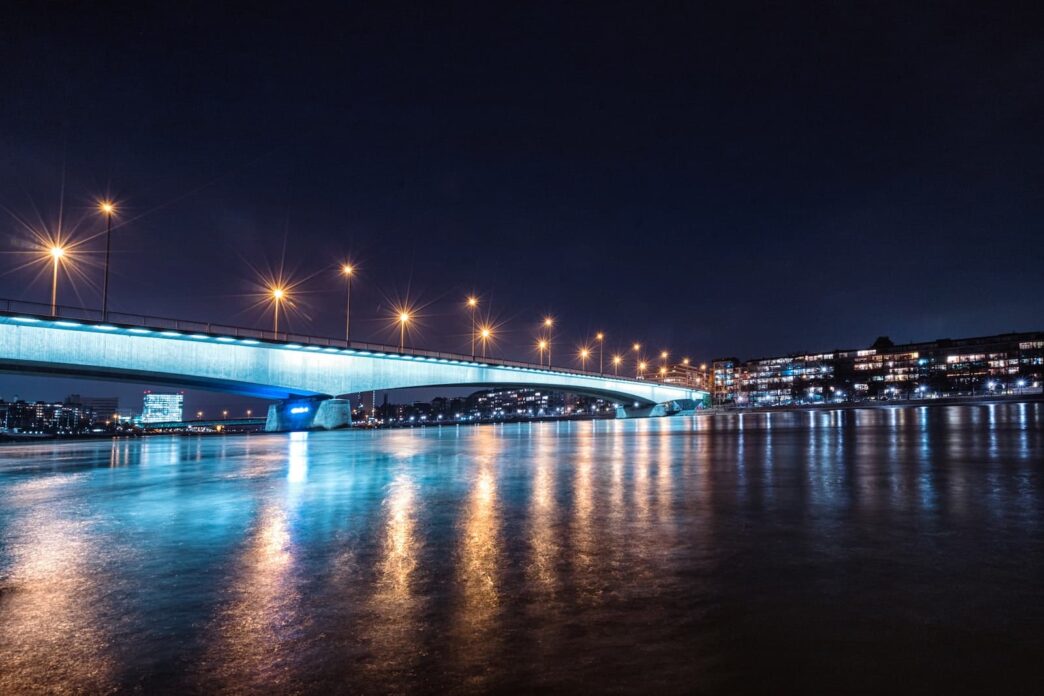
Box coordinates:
[1,404,1042,694]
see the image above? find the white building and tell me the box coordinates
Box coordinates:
[142,391,184,423]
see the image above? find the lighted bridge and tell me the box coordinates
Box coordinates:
[0,300,706,430]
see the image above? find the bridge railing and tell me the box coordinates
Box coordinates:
[0,297,697,389]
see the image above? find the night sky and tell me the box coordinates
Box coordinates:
[2,2,1042,411]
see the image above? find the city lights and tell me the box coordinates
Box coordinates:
[578,346,591,370]
[612,354,622,376]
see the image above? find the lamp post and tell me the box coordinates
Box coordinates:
[399,311,410,352]
[342,264,354,343]
[633,343,642,378]
[480,326,492,359]
[98,201,116,320]
[544,317,554,367]
[271,287,285,335]
[579,347,590,371]
[467,296,479,357]
[537,339,548,367]
[638,361,647,379]
[660,350,669,368]
[612,354,622,376]
[48,245,64,316]
[595,332,604,374]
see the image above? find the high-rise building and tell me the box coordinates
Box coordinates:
[67,394,119,422]
[142,391,184,423]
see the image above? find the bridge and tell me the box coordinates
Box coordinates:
[0,299,706,430]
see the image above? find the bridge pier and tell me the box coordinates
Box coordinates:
[265,397,352,432]
[615,398,701,419]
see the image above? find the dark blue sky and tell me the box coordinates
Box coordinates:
[1,2,1042,410]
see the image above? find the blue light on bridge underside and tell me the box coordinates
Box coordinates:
[289,406,310,414]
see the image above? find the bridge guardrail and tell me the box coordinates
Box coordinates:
[0,297,692,388]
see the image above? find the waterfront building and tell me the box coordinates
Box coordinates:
[142,391,184,423]
[715,331,1044,407]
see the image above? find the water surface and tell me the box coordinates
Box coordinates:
[1,404,1042,693]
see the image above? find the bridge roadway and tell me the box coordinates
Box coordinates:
[0,300,706,430]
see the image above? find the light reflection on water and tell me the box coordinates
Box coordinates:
[0,403,1042,693]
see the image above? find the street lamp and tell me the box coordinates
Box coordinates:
[543,316,554,366]
[638,361,647,378]
[479,325,492,358]
[467,296,479,357]
[660,350,669,367]
[271,287,285,335]
[399,311,410,352]
[48,245,65,316]
[537,339,548,367]
[98,200,117,320]
[595,332,604,374]
[633,342,642,378]
[341,263,354,343]
[612,354,622,376]
[578,347,591,371]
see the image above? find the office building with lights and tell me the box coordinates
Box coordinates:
[142,391,184,423]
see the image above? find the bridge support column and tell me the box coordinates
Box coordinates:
[313,398,352,430]
[615,398,701,419]
[265,396,351,432]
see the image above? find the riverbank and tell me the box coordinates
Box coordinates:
[713,391,1044,415]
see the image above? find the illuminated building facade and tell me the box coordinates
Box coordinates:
[715,332,1044,407]
[142,391,184,423]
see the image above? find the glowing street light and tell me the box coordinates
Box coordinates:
[271,287,286,335]
[595,332,605,374]
[48,245,65,316]
[612,354,622,376]
[341,263,354,343]
[660,350,669,367]
[98,200,117,320]
[543,316,554,367]
[479,325,493,358]
[466,296,479,357]
[537,339,548,367]
[398,311,411,352]
[578,346,591,371]
[633,342,642,378]
[222,409,229,419]
[638,361,648,378]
